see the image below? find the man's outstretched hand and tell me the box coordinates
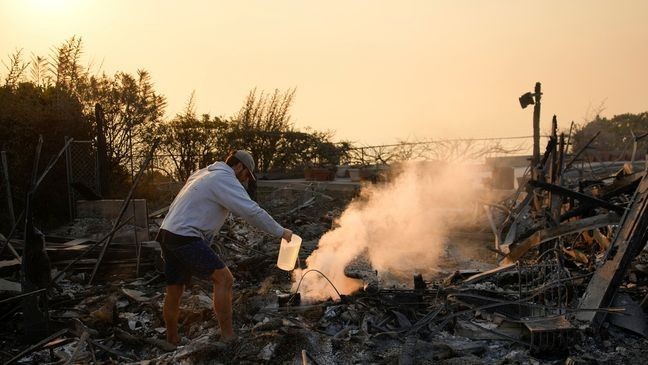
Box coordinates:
[282,228,293,242]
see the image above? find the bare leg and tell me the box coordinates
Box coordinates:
[163,284,185,345]
[211,267,235,340]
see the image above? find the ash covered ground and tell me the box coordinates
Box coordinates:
[3,178,648,364]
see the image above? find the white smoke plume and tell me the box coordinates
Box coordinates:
[293,161,486,301]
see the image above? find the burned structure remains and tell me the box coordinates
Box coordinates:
[2,87,648,364]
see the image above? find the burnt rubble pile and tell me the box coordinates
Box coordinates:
[4,142,648,364]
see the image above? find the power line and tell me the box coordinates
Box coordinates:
[345,135,547,150]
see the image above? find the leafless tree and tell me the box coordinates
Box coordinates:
[345,138,524,166]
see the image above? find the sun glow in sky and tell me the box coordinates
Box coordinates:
[1,0,647,145]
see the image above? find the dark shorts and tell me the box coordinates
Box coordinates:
[157,229,225,285]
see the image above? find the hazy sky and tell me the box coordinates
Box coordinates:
[1,0,647,145]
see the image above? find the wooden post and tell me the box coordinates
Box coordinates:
[95,103,107,196]
[22,136,50,343]
[545,115,558,221]
[550,115,558,184]
[1,151,15,228]
[551,133,566,222]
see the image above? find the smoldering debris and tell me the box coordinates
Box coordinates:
[4,148,648,363]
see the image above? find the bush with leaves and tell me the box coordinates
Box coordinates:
[571,112,648,159]
[0,82,92,231]
[223,88,349,175]
[158,94,230,181]
[0,36,169,231]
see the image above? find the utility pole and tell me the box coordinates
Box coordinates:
[519,82,543,180]
[532,82,542,167]
[530,83,543,209]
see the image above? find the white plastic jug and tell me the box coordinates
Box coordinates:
[277,234,302,271]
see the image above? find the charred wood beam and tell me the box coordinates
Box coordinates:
[577,175,648,329]
[534,134,557,183]
[502,191,534,245]
[550,116,558,184]
[0,288,46,305]
[556,130,565,185]
[550,134,566,222]
[5,329,68,365]
[560,205,601,222]
[501,212,620,265]
[528,180,625,214]
[540,136,557,170]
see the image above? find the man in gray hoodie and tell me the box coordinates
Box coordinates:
[157,150,292,345]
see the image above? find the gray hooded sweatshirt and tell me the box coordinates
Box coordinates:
[160,161,284,241]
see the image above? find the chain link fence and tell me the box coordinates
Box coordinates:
[62,137,537,196]
[65,139,100,219]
